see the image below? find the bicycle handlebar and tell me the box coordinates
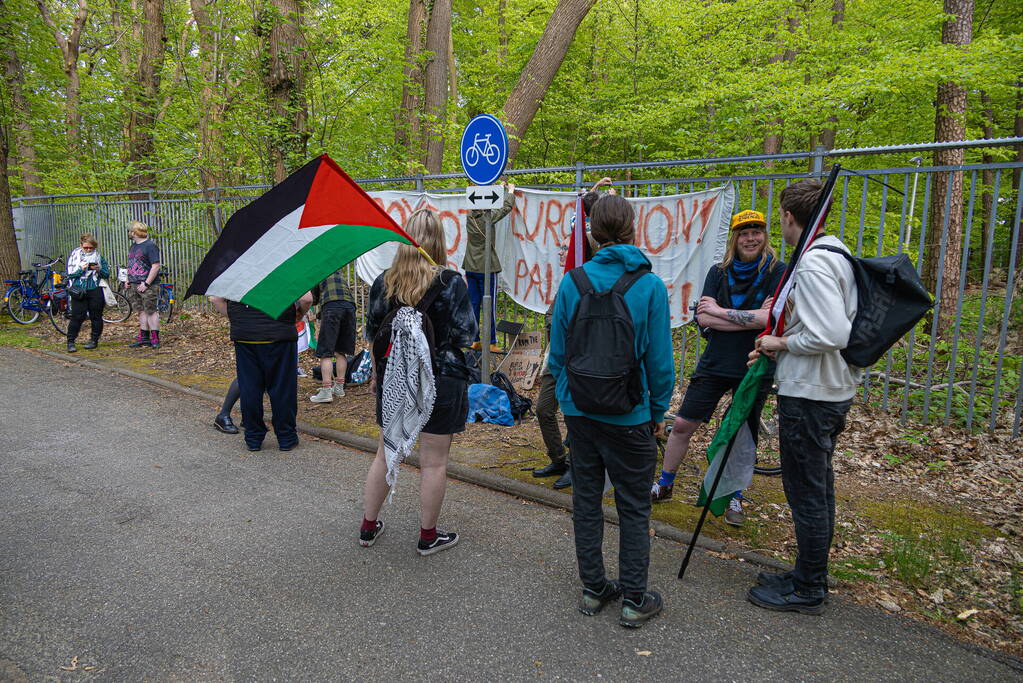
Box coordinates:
[31,254,62,268]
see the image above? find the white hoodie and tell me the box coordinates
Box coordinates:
[776,234,864,402]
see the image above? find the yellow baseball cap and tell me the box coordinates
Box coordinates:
[730,210,767,231]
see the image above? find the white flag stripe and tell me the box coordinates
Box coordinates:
[702,420,757,502]
[206,206,334,302]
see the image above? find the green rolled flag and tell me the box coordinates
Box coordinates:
[696,354,769,516]
[186,154,420,318]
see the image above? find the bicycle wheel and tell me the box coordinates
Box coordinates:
[48,297,71,336]
[103,290,132,323]
[754,415,782,476]
[158,288,174,323]
[465,145,480,168]
[6,288,40,324]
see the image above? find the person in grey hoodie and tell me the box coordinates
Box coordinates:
[745,179,863,615]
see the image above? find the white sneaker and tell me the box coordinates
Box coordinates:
[310,386,333,403]
[332,383,345,397]
[297,366,307,377]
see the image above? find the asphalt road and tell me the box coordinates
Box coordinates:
[1,346,1019,681]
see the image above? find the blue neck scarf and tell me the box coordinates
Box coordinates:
[727,255,771,308]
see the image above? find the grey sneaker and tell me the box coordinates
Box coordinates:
[310,386,333,403]
[579,579,622,616]
[332,382,345,397]
[724,497,745,527]
[620,590,663,628]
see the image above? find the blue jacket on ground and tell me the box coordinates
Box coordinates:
[548,244,675,426]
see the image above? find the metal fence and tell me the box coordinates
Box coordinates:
[12,139,1023,436]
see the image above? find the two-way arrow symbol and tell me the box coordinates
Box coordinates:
[467,190,500,205]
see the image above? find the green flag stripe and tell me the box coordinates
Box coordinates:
[698,354,771,516]
[241,224,413,318]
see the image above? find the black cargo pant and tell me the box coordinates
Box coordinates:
[535,371,566,465]
[565,415,657,596]
[777,395,852,598]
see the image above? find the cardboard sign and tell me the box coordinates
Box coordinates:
[501,331,543,392]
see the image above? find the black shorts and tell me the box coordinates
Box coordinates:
[375,373,468,435]
[316,301,356,358]
[677,374,772,424]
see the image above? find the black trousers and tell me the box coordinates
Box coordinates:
[235,340,298,449]
[565,415,657,596]
[535,371,565,465]
[777,395,852,598]
[67,288,105,343]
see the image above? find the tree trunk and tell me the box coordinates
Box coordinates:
[256,0,307,183]
[762,15,798,192]
[977,91,993,279]
[923,0,972,334]
[190,0,231,234]
[501,0,597,164]
[36,0,88,153]
[395,0,427,166]
[421,0,451,174]
[2,46,44,196]
[126,0,166,191]
[818,0,844,152]
[0,121,21,279]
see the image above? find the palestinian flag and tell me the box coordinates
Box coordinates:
[696,165,841,517]
[564,193,586,273]
[186,155,419,318]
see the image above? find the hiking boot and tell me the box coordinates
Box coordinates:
[489,343,502,354]
[417,530,459,556]
[532,462,568,478]
[150,332,161,349]
[471,341,482,351]
[66,343,77,353]
[359,520,385,547]
[579,579,622,616]
[756,571,830,603]
[724,497,745,527]
[553,469,572,490]
[83,339,98,349]
[214,414,240,434]
[129,331,151,348]
[310,387,333,403]
[651,482,673,503]
[747,584,825,615]
[332,383,345,398]
[619,591,663,628]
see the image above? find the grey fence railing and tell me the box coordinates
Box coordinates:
[11,139,1023,437]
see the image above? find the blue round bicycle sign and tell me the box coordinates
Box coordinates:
[460,114,508,186]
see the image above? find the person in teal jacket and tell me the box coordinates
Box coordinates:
[65,233,110,353]
[548,194,675,629]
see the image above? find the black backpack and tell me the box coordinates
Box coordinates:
[811,245,933,368]
[490,370,533,422]
[371,271,450,370]
[564,265,650,415]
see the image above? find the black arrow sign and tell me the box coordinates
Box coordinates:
[469,191,482,203]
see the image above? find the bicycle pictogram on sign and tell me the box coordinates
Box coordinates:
[460,114,508,186]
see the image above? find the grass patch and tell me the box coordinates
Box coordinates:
[831,556,883,583]
[0,319,47,348]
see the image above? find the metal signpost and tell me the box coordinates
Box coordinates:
[460,114,509,384]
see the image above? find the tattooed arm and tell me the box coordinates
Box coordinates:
[695,296,771,331]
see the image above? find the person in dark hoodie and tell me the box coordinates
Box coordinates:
[548,193,675,629]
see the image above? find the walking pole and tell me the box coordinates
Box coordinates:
[678,432,740,580]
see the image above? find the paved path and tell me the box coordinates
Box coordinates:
[1,347,1019,681]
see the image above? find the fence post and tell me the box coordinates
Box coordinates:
[575,161,584,192]
[415,175,424,193]
[811,144,826,177]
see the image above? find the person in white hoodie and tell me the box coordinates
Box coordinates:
[745,179,863,615]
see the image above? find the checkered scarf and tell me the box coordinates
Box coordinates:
[380,306,436,500]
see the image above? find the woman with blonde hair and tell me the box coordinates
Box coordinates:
[65,233,110,352]
[650,210,785,527]
[360,208,476,555]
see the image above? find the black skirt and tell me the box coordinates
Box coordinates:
[375,373,468,436]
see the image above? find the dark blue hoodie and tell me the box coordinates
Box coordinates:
[548,244,675,426]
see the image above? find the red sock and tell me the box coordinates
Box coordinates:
[361,518,378,532]
[420,527,437,542]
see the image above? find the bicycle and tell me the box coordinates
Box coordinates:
[111,267,173,323]
[464,133,500,167]
[156,278,175,323]
[46,264,133,336]
[5,254,64,325]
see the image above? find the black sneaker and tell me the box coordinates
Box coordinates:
[579,579,622,616]
[213,414,240,434]
[417,530,459,556]
[82,340,98,349]
[66,343,77,353]
[619,591,663,628]
[756,571,830,603]
[552,469,572,490]
[359,520,385,547]
[246,444,261,452]
[747,584,825,615]
[532,461,568,478]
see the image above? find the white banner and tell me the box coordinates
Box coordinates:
[355,185,734,328]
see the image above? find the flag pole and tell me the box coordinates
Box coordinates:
[416,246,438,267]
[678,431,740,580]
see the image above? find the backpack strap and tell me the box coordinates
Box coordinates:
[611,264,652,295]
[568,267,595,296]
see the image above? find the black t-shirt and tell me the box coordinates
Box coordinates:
[127,239,161,283]
[228,301,298,342]
[692,260,786,379]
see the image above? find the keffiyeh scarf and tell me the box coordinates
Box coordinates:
[380,306,437,499]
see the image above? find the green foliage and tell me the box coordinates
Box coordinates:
[1,0,1021,194]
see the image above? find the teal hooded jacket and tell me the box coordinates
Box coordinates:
[548,244,675,426]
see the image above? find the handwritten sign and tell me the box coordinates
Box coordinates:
[500,331,543,392]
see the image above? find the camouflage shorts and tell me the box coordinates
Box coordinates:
[125,282,160,314]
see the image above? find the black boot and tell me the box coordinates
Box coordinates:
[532,461,568,478]
[83,339,98,349]
[66,342,77,353]
[553,467,572,490]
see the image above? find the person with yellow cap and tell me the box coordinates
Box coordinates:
[650,209,785,526]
